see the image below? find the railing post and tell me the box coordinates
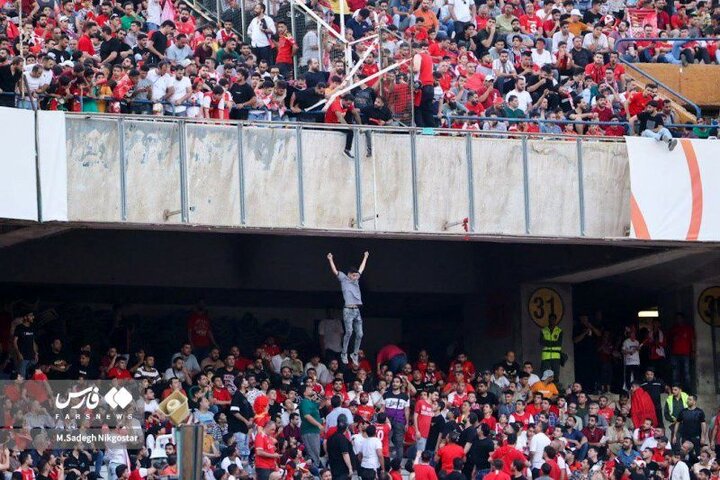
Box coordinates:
[410,129,419,230]
[465,133,475,232]
[353,126,362,229]
[290,1,298,80]
[576,137,586,236]
[118,118,128,221]
[521,136,530,235]
[178,120,190,223]
[237,123,246,225]
[240,0,246,34]
[295,125,305,226]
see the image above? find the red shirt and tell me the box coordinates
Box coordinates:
[107,367,132,380]
[357,405,375,422]
[437,444,465,473]
[491,445,527,475]
[324,98,350,124]
[547,459,562,480]
[415,399,434,438]
[592,105,613,123]
[484,471,511,480]
[213,386,231,403]
[187,312,212,348]
[17,467,35,480]
[519,14,542,36]
[377,345,405,365]
[77,34,95,55]
[509,410,534,429]
[584,62,605,84]
[669,324,694,355]
[254,431,277,470]
[375,422,391,458]
[465,101,485,115]
[360,63,380,86]
[628,91,653,117]
[276,35,296,64]
[414,464,439,480]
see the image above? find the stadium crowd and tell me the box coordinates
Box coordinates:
[0,0,719,145]
[0,304,718,480]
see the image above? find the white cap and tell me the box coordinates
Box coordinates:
[571,8,582,15]
[541,369,554,380]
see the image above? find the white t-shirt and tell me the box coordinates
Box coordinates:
[167,76,192,113]
[506,89,533,112]
[531,48,555,67]
[24,72,45,93]
[359,436,383,469]
[622,338,640,366]
[221,456,243,472]
[529,432,551,469]
[318,319,344,353]
[148,69,171,102]
[448,0,473,22]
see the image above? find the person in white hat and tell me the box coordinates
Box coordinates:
[530,369,560,399]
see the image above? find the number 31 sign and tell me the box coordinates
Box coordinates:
[697,286,720,327]
[528,287,565,328]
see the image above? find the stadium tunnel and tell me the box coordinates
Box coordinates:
[0,227,718,404]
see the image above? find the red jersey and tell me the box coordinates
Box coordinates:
[187,311,212,348]
[484,471,511,480]
[417,52,434,86]
[357,404,375,422]
[437,444,465,473]
[77,34,95,55]
[628,91,653,117]
[669,325,694,355]
[107,367,132,380]
[547,459,562,480]
[324,98,350,124]
[492,445,527,475]
[276,34,296,64]
[17,468,35,480]
[415,399,434,438]
[254,431,277,470]
[375,422,392,458]
[519,14,542,36]
[584,63,605,84]
[360,63,380,86]
[414,464,439,480]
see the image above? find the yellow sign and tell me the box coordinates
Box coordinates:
[528,287,564,328]
[697,286,720,326]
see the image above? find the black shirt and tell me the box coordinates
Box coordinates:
[100,37,124,64]
[149,30,168,64]
[326,431,353,477]
[73,362,100,380]
[50,48,73,63]
[583,10,603,25]
[677,407,705,439]
[14,323,35,358]
[228,390,254,434]
[502,360,521,380]
[468,436,494,470]
[366,105,393,125]
[305,70,329,88]
[352,86,376,114]
[64,451,91,480]
[45,349,72,379]
[571,47,593,68]
[447,471,467,480]
[293,87,325,110]
[427,414,446,451]
[640,380,665,407]
[637,112,664,132]
[229,81,255,106]
[476,391,498,408]
[0,64,21,103]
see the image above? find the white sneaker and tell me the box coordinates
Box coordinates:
[340,353,349,364]
[350,353,359,364]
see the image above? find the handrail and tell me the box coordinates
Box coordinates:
[446,115,631,128]
[614,37,708,118]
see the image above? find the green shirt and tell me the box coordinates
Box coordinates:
[121,14,144,31]
[503,106,525,119]
[299,398,321,435]
[216,49,242,64]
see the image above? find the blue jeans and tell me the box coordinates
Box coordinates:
[642,127,673,142]
[575,443,589,460]
[476,469,490,480]
[17,359,35,379]
[93,451,104,476]
[234,431,251,458]
[341,307,363,356]
[109,462,123,480]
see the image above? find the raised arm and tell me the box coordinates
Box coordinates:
[327,253,339,276]
[358,251,369,274]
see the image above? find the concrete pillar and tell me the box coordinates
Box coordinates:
[692,284,720,410]
[520,284,574,387]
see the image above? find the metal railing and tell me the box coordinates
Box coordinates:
[614,37,715,118]
[63,112,631,238]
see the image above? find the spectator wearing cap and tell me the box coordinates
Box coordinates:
[568,9,589,36]
[530,370,559,399]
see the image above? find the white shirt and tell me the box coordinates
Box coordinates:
[221,456,243,472]
[670,461,690,480]
[506,89,533,112]
[23,72,45,93]
[247,15,276,48]
[448,0,473,22]
[527,373,540,386]
[147,69,171,102]
[359,436,383,469]
[147,0,162,25]
[531,48,555,67]
[551,31,575,52]
[326,407,353,428]
[352,433,366,455]
[622,338,640,366]
[318,319,344,353]
[582,32,609,51]
[305,361,329,380]
[529,432,551,469]
[167,76,192,112]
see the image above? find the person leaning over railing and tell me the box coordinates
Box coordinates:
[629,99,678,150]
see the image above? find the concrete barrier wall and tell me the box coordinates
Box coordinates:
[64,117,631,238]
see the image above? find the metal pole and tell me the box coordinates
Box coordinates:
[178,121,190,223]
[521,136,530,234]
[410,129,419,230]
[409,50,415,127]
[340,0,345,44]
[34,110,42,222]
[377,36,384,97]
[576,137,586,236]
[290,1,298,80]
[241,0,246,34]
[295,126,305,226]
[465,133,475,232]
[317,21,323,66]
[216,0,221,19]
[118,118,128,221]
[237,124,246,225]
[353,126,362,229]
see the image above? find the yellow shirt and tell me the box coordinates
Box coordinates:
[328,0,351,14]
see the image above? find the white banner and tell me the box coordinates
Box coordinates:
[37,111,68,221]
[0,107,37,221]
[627,137,720,241]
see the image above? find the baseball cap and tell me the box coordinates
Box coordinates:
[571,8,582,15]
[541,369,554,380]
[485,75,496,81]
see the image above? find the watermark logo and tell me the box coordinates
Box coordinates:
[54,385,133,410]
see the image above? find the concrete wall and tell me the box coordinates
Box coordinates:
[64,118,631,239]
